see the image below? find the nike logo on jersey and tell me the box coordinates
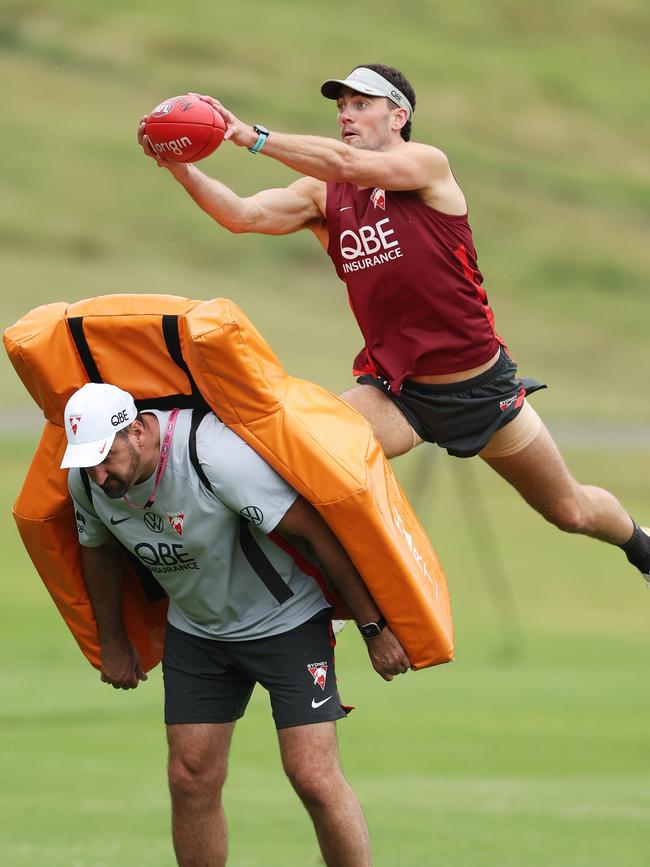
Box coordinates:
[339,206,353,212]
[110,516,133,525]
[311,695,334,709]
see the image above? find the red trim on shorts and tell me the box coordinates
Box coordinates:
[515,385,525,409]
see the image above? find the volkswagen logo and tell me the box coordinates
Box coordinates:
[144,511,164,533]
[240,506,264,526]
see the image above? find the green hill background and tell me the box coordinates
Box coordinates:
[2,0,649,420]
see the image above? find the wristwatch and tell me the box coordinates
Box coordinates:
[358,615,387,640]
[248,124,270,154]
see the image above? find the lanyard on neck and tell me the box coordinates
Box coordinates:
[124,408,180,510]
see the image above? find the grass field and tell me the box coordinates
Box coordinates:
[2,437,649,866]
[2,1,650,864]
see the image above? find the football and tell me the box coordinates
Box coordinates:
[144,94,226,163]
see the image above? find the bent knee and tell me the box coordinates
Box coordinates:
[285,764,341,807]
[168,755,227,801]
[542,499,588,534]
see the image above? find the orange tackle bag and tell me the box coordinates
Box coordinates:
[4,294,453,671]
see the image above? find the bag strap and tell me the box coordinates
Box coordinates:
[188,407,213,493]
[68,317,103,382]
[66,311,208,410]
[187,406,295,605]
[79,467,94,508]
[162,314,202,401]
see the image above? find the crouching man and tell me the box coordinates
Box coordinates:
[61,382,410,867]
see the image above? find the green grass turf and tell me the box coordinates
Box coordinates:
[2,435,649,866]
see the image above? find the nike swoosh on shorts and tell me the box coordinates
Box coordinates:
[311,695,334,709]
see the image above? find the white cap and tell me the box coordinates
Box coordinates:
[320,67,413,118]
[60,383,138,469]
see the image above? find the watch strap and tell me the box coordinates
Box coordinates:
[248,125,269,154]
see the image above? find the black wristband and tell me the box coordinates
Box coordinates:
[358,615,387,640]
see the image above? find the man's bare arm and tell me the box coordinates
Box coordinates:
[190,95,464,209]
[138,116,325,235]
[80,539,147,689]
[264,135,450,194]
[171,166,324,235]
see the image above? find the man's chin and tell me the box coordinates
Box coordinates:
[102,484,129,499]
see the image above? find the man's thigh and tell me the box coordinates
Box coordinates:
[340,384,420,458]
[277,720,343,778]
[480,409,579,511]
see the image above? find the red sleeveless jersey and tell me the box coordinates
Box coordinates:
[325,182,505,392]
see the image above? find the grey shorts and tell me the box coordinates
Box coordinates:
[358,348,545,458]
[162,610,350,729]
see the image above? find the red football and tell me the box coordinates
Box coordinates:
[144,95,226,163]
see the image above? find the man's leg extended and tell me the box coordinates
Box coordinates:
[481,413,639,547]
[278,721,371,867]
[167,722,235,867]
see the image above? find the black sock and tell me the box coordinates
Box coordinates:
[620,521,650,574]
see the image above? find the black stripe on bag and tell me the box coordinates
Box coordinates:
[188,407,213,493]
[136,394,202,412]
[162,315,201,399]
[239,517,294,604]
[68,317,102,383]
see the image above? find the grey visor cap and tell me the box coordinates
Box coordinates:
[320,67,413,118]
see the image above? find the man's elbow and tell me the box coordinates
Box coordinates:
[217,212,256,234]
[225,221,250,235]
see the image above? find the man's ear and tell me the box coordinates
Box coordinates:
[130,418,145,443]
[390,107,408,133]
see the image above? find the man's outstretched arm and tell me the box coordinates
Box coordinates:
[138,116,325,236]
[195,94,452,194]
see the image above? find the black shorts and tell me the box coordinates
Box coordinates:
[358,348,546,458]
[162,610,350,729]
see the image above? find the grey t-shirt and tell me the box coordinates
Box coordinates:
[68,409,330,640]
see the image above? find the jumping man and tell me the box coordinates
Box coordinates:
[138,63,650,583]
